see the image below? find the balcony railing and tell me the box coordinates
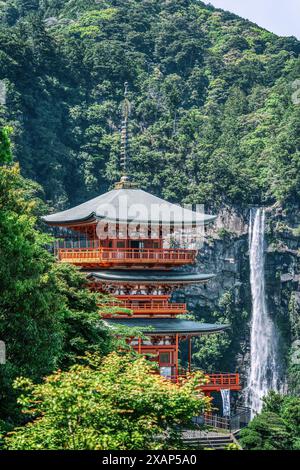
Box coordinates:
[170,373,241,392]
[58,247,197,267]
[201,373,240,391]
[103,300,187,317]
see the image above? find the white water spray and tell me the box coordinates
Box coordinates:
[246,208,281,417]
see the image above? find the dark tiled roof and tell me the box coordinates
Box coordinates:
[87,270,215,284]
[43,188,216,226]
[105,318,229,335]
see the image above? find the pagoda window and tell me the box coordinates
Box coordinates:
[117,241,125,248]
[159,352,171,365]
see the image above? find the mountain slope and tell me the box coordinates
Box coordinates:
[0,0,299,210]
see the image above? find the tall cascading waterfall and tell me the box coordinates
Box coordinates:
[246,208,281,417]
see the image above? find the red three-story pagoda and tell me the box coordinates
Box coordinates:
[43,84,240,404]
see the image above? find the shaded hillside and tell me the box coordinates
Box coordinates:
[0,0,299,211]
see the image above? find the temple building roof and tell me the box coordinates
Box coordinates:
[42,188,216,226]
[87,270,215,285]
[105,318,229,335]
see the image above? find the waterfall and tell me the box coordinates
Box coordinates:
[246,208,281,417]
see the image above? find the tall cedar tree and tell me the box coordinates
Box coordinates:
[0,127,114,424]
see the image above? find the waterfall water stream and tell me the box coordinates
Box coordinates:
[246,208,281,417]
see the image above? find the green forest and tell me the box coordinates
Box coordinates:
[0,0,300,210]
[0,0,299,452]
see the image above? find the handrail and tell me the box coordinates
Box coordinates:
[168,373,240,389]
[59,247,196,258]
[203,413,230,430]
[111,301,187,311]
[203,373,240,386]
[117,295,170,300]
[58,247,196,264]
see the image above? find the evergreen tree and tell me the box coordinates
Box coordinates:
[0,127,12,164]
[4,353,210,450]
[240,392,300,450]
[0,130,114,423]
[0,0,298,208]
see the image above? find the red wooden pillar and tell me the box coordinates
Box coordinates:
[138,337,142,355]
[188,336,192,372]
[175,333,179,380]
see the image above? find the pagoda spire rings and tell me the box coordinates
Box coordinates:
[115,82,138,189]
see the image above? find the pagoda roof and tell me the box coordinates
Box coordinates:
[105,318,229,336]
[87,270,215,285]
[42,188,216,226]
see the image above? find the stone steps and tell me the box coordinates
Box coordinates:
[182,431,238,449]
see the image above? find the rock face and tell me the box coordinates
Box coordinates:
[175,205,300,394]
[265,205,300,394]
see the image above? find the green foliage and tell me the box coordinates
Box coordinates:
[288,364,300,395]
[0,126,12,164]
[47,263,116,370]
[0,133,115,423]
[217,228,233,240]
[0,162,63,420]
[0,0,299,208]
[193,331,231,373]
[67,8,118,39]
[4,353,210,450]
[225,443,240,451]
[240,392,300,450]
[239,411,290,450]
[193,290,249,372]
[262,390,286,414]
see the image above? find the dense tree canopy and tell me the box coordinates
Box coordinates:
[0,0,299,451]
[0,0,299,210]
[0,126,12,164]
[239,392,300,450]
[4,353,210,450]
[0,129,116,425]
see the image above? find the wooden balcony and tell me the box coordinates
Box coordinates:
[201,373,241,392]
[58,247,197,268]
[171,373,241,392]
[103,299,187,317]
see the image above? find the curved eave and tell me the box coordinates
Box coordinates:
[42,214,217,227]
[41,213,97,226]
[97,214,217,226]
[87,270,215,285]
[105,318,229,336]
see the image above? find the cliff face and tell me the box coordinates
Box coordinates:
[265,205,300,393]
[178,206,300,393]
